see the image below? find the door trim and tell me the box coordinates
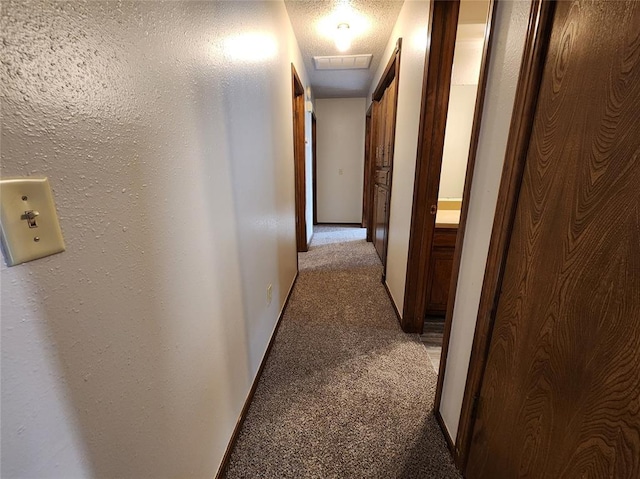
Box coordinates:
[312,112,318,226]
[401,0,460,333]
[455,0,556,471]
[432,0,497,453]
[362,105,372,229]
[291,64,307,253]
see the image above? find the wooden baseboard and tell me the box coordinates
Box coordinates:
[381,277,402,326]
[434,408,459,468]
[215,272,299,478]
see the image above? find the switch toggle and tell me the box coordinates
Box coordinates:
[0,177,65,266]
[22,210,40,228]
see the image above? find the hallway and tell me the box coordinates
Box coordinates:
[223,226,459,478]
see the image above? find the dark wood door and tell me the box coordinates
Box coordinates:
[373,184,388,260]
[291,64,307,252]
[362,109,372,228]
[467,1,640,477]
[372,77,397,265]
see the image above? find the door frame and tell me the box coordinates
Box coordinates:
[362,105,372,229]
[367,39,402,269]
[291,64,307,252]
[401,0,460,333]
[454,0,556,471]
[312,112,318,226]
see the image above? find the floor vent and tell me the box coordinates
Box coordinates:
[313,54,373,70]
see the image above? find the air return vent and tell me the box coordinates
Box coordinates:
[313,54,373,70]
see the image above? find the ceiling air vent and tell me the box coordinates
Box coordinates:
[313,54,373,71]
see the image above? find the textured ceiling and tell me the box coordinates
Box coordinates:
[285,1,404,99]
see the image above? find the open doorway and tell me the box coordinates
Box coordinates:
[403,0,494,386]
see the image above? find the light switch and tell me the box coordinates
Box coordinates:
[0,177,65,266]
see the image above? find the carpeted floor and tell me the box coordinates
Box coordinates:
[223,226,461,478]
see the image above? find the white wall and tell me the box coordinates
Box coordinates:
[315,98,366,224]
[439,29,486,200]
[305,91,315,242]
[368,0,432,314]
[439,0,532,441]
[439,84,479,199]
[0,1,310,478]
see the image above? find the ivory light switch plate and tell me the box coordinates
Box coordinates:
[0,177,65,266]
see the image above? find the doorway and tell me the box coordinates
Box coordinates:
[401,0,496,449]
[403,0,494,332]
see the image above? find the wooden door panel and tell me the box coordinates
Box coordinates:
[467,1,640,477]
[425,250,454,315]
[383,77,397,168]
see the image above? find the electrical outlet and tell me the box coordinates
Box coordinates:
[338,168,343,175]
[266,283,273,305]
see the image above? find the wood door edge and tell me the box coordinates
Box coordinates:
[291,63,307,252]
[312,112,318,226]
[434,0,497,421]
[401,0,460,334]
[455,0,557,472]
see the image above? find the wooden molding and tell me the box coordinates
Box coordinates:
[362,105,372,229]
[291,64,307,253]
[433,0,496,425]
[454,0,557,471]
[401,0,460,333]
[215,272,300,479]
[372,38,402,101]
[312,112,318,226]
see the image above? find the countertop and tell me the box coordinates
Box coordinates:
[435,209,460,228]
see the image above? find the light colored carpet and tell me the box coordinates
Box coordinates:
[223,226,460,478]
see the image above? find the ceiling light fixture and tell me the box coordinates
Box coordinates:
[335,23,351,52]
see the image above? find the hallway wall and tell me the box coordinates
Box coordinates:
[368,0,432,314]
[0,1,310,477]
[315,98,366,224]
[439,0,532,441]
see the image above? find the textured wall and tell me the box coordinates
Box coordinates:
[315,98,366,224]
[0,1,309,477]
[439,0,532,440]
[368,0,432,315]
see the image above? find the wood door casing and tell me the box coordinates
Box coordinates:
[312,113,317,226]
[466,1,640,477]
[291,64,307,253]
[362,108,372,228]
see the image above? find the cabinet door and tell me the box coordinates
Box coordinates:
[383,77,397,168]
[373,185,388,263]
[425,249,454,315]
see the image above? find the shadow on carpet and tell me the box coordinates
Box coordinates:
[223,226,461,479]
